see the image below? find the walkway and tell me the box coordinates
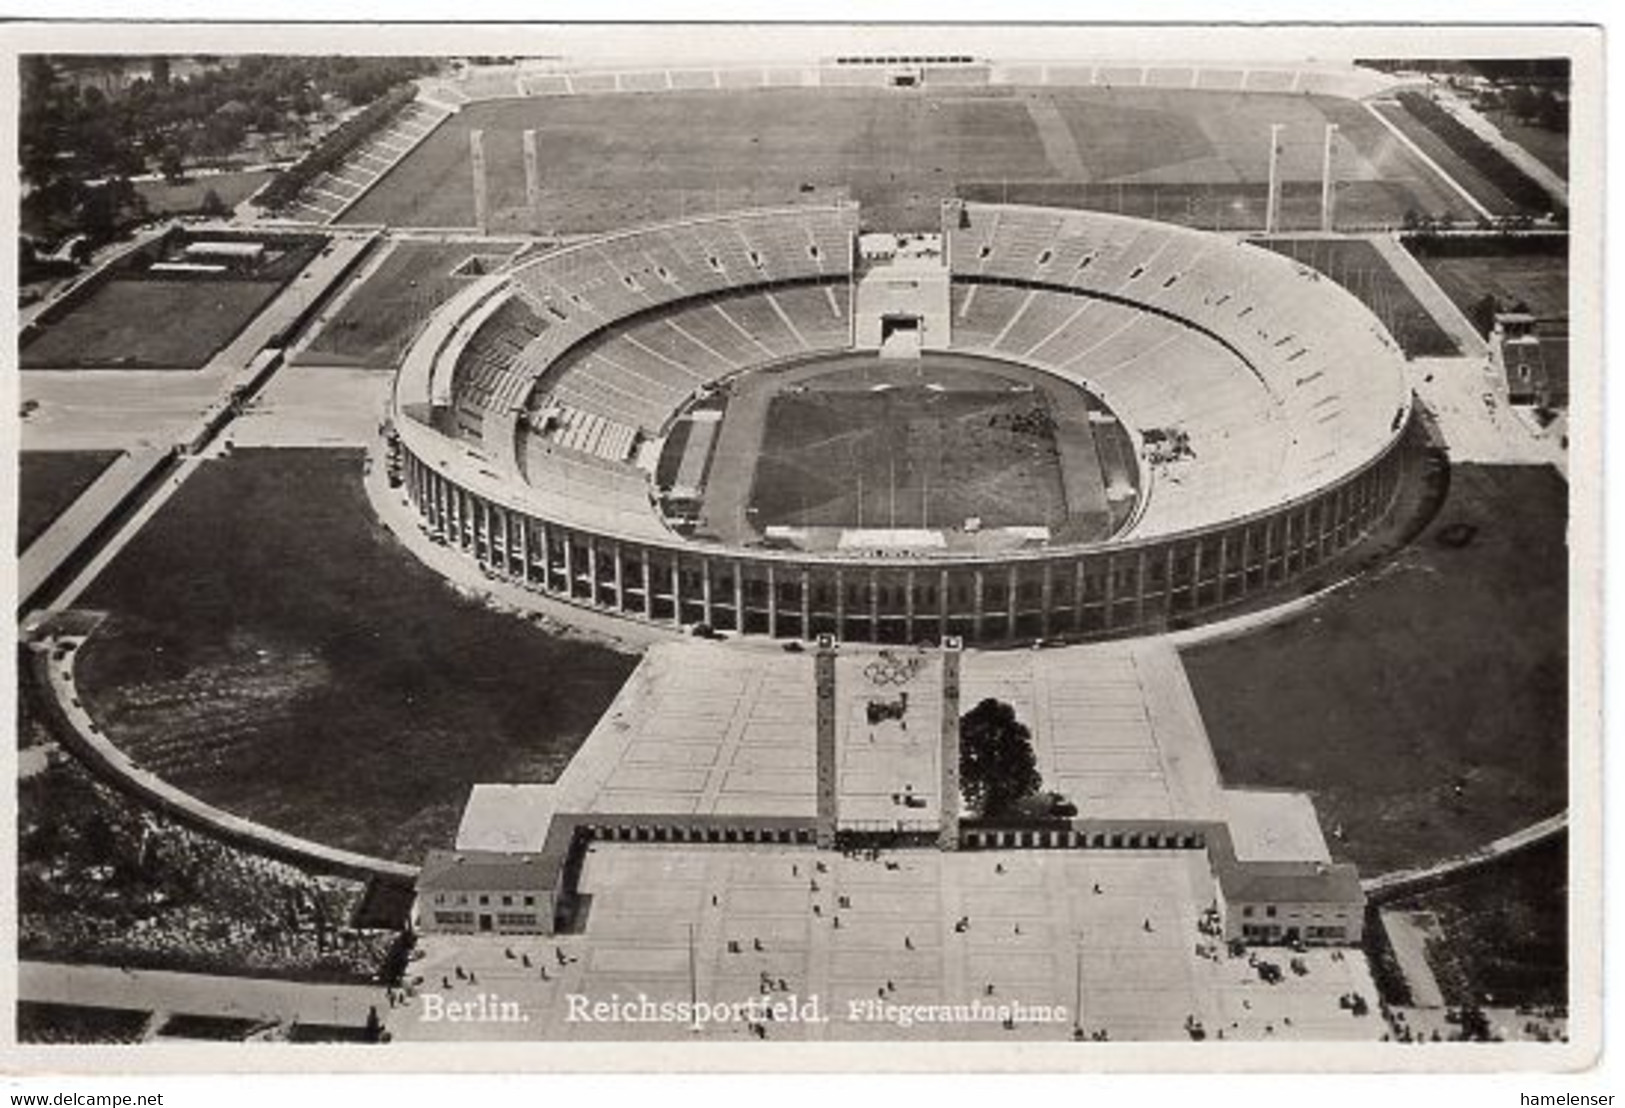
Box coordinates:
[1365,233,1488,357]
[20,961,383,1027]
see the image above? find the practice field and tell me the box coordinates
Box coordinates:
[17,450,122,552]
[20,279,288,371]
[296,239,524,368]
[1411,250,1569,334]
[343,87,1466,233]
[1254,237,1460,357]
[133,169,273,219]
[72,449,637,863]
[1183,464,1567,876]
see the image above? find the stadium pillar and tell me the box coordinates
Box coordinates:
[1006,565,1019,640]
[523,129,542,231]
[1162,545,1176,622]
[1073,559,1086,633]
[972,569,986,642]
[562,530,575,598]
[587,535,601,606]
[1103,553,1117,630]
[1320,123,1339,233]
[1216,532,1229,604]
[1040,563,1054,637]
[1191,539,1204,610]
[814,641,839,849]
[938,639,963,851]
[938,569,950,638]
[766,564,778,638]
[670,558,683,627]
[470,128,491,235]
[1134,549,1149,628]
[613,543,625,610]
[734,560,746,633]
[537,519,553,590]
[834,569,847,641]
[1238,526,1253,597]
[800,568,812,639]
[904,569,916,643]
[1264,123,1284,235]
[868,571,880,643]
[518,515,531,584]
[642,548,654,620]
[701,559,714,627]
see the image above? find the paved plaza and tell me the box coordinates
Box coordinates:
[395,843,1383,1042]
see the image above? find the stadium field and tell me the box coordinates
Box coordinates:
[1183,463,1567,875]
[342,87,1467,233]
[296,239,523,368]
[20,279,288,371]
[1412,251,1569,333]
[752,384,1067,534]
[1254,237,1460,357]
[17,450,122,552]
[73,448,637,863]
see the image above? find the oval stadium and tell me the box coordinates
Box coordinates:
[391,201,1413,645]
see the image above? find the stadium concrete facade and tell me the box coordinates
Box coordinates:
[389,201,1413,646]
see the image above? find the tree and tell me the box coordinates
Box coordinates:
[959,698,1043,819]
[199,188,230,218]
[1469,292,1501,338]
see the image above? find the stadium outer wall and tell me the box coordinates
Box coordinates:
[386,202,1413,648]
[392,436,1407,647]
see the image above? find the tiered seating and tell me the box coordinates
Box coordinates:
[771,285,849,349]
[531,401,640,462]
[713,290,805,359]
[448,298,549,444]
[946,202,1410,536]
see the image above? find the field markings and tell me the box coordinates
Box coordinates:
[1022,94,1092,182]
[1363,101,1493,220]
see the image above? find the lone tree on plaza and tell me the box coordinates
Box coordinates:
[959,698,1043,819]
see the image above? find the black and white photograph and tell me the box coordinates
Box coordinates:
[0,10,1607,1094]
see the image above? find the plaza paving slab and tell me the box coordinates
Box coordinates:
[394,843,1384,1042]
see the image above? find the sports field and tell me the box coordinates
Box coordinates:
[73,448,637,863]
[296,239,523,368]
[342,87,1466,233]
[725,354,1109,541]
[1254,237,1459,357]
[1183,464,1568,875]
[20,279,288,371]
[17,450,122,552]
[1371,101,1525,217]
[133,169,273,219]
[1412,251,1569,333]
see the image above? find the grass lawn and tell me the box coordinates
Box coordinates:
[17,450,122,552]
[1394,834,1567,1009]
[1483,109,1568,179]
[74,449,637,863]
[134,169,273,218]
[1255,237,1460,357]
[297,239,522,368]
[1183,464,1568,875]
[1372,102,1523,216]
[17,1002,151,1044]
[1413,251,1569,333]
[21,278,284,370]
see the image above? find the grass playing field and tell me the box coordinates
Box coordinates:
[20,279,289,371]
[1412,251,1569,333]
[1183,463,1568,876]
[133,169,273,219]
[73,448,637,863]
[1254,237,1460,357]
[1371,101,1523,216]
[17,450,122,552]
[342,87,1467,233]
[296,239,523,368]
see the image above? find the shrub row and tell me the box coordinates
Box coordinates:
[259,84,419,213]
[1395,91,1555,214]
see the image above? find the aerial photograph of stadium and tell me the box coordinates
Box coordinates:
[7,20,1596,1068]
